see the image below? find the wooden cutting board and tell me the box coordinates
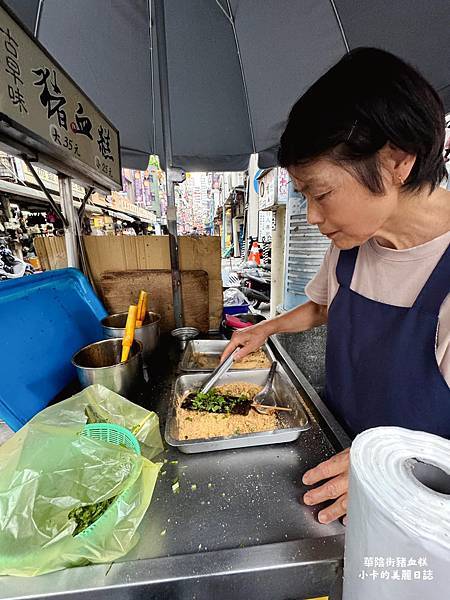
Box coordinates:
[100,270,209,332]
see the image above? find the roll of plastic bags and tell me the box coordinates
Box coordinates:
[343,427,450,599]
[0,385,163,576]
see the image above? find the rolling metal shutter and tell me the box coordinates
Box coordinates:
[283,188,330,310]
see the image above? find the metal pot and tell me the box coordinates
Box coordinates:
[72,338,143,398]
[101,311,161,364]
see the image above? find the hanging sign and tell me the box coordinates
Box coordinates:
[258,169,276,210]
[258,210,272,242]
[277,167,289,204]
[258,167,289,210]
[0,3,121,189]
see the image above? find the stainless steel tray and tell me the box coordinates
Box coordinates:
[179,339,273,372]
[165,368,311,453]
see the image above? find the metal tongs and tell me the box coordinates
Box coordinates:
[196,352,292,415]
[252,361,278,414]
[199,347,241,394]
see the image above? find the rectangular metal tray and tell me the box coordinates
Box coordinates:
[165,368,311,453]
[179,339,273,372]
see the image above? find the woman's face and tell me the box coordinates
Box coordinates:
[288,157,399,249]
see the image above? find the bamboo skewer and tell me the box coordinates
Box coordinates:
[251,403,292,413]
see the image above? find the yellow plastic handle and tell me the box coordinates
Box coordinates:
[121,304,137,362]
[140,292,148,320]
[136,290,148,327]
[136,290,146,322]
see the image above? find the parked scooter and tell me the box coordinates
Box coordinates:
[0,245,34,280]
[239,263,271,309]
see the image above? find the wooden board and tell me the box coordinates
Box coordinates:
[34,235,223,330]
[34,236,68,271]
[85,236,222,330]
[100,269,209,333]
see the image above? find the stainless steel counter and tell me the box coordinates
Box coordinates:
[0,335,350,600]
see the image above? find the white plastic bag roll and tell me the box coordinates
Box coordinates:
[343,427,450,600]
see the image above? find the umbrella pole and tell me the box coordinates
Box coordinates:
[154,0,184,329]
[58,175,79,269]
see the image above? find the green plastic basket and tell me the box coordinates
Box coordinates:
[71,423,141,539]
[81,423,141,455]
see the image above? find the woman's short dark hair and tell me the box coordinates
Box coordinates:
[278,47,447,194]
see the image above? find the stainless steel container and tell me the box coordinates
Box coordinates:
[165,368,310,453]
[180,339,273,372]
[101,311,160,364]
[171,327,199,350]
[72,338,143,398]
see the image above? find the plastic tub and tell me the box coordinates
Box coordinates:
[223,304,250,316]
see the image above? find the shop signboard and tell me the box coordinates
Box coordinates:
[258,168,276,210]
[110,191,156,223]
[258,209,272,242]
[0,3,121,190]
[258,168,288,210]
[277,168,289,204]
[21,159,86,199]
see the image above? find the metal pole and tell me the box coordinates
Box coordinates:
[154,0,184,328]
[21,156,68,227]
[58,174,79,268]
[222,202,226,255]
[242,174,249,258]
[78,186,94,218]
[270,205,286,317]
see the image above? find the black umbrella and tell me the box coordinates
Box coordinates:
[5,0,449,326]
[6,0,450,171]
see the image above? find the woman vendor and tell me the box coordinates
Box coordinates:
[222,47,450,526]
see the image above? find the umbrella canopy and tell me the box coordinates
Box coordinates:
[5,0,450,172]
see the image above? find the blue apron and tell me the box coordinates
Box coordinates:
[325,243,450,439]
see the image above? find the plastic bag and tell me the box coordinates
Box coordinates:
[223,287,248,306]
[0,385,163,576]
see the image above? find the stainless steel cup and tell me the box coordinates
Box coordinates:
[171,327,199,350]
[72,338,143,398]
[101,311,161,364]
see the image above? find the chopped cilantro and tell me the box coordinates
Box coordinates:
[182,390,251,415]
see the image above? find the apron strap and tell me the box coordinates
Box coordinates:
[413,243,450,315]
[336,247,359,288]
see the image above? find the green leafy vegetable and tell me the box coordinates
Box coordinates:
[84,404,109,424]
[182,390,251,415]
[68,497,116,536]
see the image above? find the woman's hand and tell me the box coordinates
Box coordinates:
[221,301,327,364]
[302,448,350,525]
[220,321,274,362]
